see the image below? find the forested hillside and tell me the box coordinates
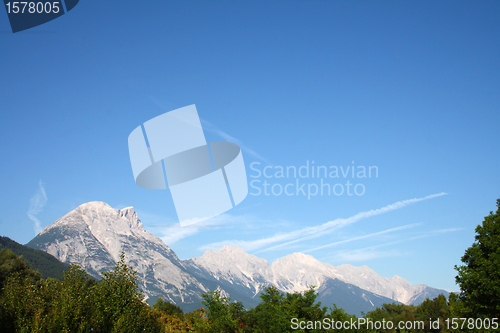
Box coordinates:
[0,236,69,279]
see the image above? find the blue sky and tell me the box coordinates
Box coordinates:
[1,1,499,293]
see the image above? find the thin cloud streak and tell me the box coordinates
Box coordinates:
[303,223,422,253]
[200,118,270,164]
[255,192,448,253]
[136,211,200,246]
[201,192,447,253]
[27,180,47,235]
[147,212,253,246]
[336,248,404,262]
[143,96,270,164]
[323,239,412,262]
[321,227,463,262]
[159,227,200,246]
[156,213,252,246]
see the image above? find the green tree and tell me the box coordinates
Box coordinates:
[94,252,160,332]
[455,199,500,318]
[0,249,43,332]
[0,248,41,293]
[201,288,240,333]
[0,251,166,332]
[286,287,327,324]
[252,286,290,332]
[251,286,327,333]
[415,294,449,332]
[367,302,416,333]
[446,292,465,319]
[327,305,362,333]
[153,296,184,318]
[50,264,98,332]
[184,307,209,332]
[0,273,54,332]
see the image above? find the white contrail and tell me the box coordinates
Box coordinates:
[320,227,462,262]
[27,180,47,235]
[255,192,448,253]
[143,97,270,164]
[201,118,271,164]
[303,223,422,253]
[201,192,447,253]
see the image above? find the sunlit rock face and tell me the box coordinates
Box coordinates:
[27,201,207,306]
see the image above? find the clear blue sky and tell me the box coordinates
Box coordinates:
[1,1,499,293]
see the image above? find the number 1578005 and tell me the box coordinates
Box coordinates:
[5,2,61,14]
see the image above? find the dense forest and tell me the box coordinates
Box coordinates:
[0,199,498,332]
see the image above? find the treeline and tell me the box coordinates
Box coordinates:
[0,249,164,332]
[0,248,488,332]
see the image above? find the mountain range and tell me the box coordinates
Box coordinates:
[27,201,449,315]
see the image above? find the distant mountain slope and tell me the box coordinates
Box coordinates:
[316,279,398,316]
[330,263,450,305]
[0,236,69,279]
[184,246,449,309]
[184,247,398,316]
[184,246,273,299]
[407,286,451,305]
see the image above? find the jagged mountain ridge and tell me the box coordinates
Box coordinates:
[27,201,449,314]
[183,246,449,307]
[184,247,399,315]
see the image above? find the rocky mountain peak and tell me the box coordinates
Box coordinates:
[118,206,144,231]
[220,245,247,254]
[191,245,270,275]
[271,252,323,269]
[28,201,206,307]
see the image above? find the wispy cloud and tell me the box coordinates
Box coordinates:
[404,227,464,241]
[321,227,462,262]
[158,226,200,246]
[336,248,405,262]
[155,214,253,246]
[27,180,47,235]
[144,95,269,164]
[146,95,172,111]
[141,211,254,246]
[256,192,448,253]
[303,223,422,253]
[320,239,411,262]
[133,211,198,246]
[200,118,270,164]
[200,192,447,253]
